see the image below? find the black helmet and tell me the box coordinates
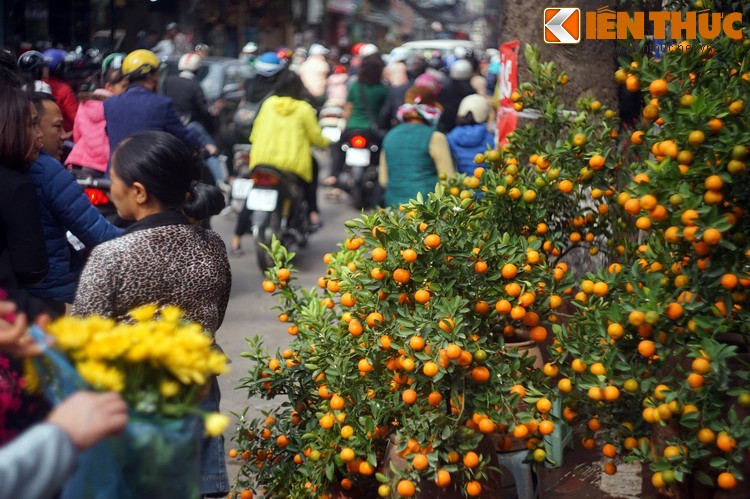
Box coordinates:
[427,56,444,71]
[406,55,427,80]
[17,50,47,74]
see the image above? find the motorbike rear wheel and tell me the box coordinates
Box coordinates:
[254,211,281,271]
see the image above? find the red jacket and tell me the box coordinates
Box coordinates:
[43,77,79,133]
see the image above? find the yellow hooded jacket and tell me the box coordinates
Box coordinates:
[249,96,330,183]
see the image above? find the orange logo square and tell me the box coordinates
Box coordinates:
[544,8,581,44]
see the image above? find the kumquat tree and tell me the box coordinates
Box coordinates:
[228,5,749,498]
[547,11,750,497]
[227,44,635,498]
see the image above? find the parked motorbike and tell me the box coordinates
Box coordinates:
[247,165,312,270]
[338,132,381,210]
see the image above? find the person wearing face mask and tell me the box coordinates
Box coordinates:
[25,92,123,313]
[66,54,129,178]
[0,86,50,319]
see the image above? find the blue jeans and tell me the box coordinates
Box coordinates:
[187,121,226,183]
[198,376,230,495]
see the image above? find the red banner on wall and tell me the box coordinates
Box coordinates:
[495,40,520,147]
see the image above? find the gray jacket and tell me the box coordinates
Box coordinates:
[0,423,77,499]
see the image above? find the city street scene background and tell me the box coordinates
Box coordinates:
[1,1,749,499]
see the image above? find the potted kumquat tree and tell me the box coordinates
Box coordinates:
[228,45,633,498]
[547,8,750,496]
[229,7,749,497]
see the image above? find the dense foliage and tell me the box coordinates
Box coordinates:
[229,7,749,497]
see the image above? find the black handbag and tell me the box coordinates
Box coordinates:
[357,82,386,141]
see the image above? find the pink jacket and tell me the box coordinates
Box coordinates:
[326,73,349,107]
[65,89,112,173]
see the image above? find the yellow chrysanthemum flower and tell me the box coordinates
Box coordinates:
[42,306,228,419]
[22,359,40,394]
[77,360,124,392]
[204,412,230,437]
[160,306,183,322]
[129,304,158,322]
[160,380,181,398]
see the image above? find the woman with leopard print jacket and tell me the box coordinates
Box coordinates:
[72,131,231,497]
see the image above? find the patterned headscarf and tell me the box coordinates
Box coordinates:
[397,85,442,127]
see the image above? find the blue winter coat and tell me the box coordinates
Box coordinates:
[447,124,495,175]
[25,151,123,303]
[104,84,202,154]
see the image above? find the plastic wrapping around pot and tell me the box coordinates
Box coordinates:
[62,413,202,499]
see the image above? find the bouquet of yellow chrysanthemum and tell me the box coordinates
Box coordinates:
[28,305,229,499]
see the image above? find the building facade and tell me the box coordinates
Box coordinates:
[1,0,494,56]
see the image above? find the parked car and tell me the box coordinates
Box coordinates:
[160,56,254,156]
[387,39,482,62]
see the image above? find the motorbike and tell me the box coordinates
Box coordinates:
[71,174,118,223]
[229,144,253,213]
[338,131,381,210]
[318,101,343,143]
[246,165,312,271]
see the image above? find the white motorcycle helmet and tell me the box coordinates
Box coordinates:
[242,42,258,56]
[359,43,379,57]
[449,59,473,81]
[309,43,329,57]
[178,53,202,73]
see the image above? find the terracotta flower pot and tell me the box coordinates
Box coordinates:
[504,336,545,370]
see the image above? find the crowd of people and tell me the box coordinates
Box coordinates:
[296,41,497,203]
[1,42,230,498]
[229,41,497,252]
[0,36,498,498]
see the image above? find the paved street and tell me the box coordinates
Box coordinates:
[212,153,359,480]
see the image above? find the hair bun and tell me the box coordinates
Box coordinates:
[184,180,225,220]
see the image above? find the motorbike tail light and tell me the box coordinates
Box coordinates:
[84,187,110,206]
[252,171,280,187]
[351,135,367,148]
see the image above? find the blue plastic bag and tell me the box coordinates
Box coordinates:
[29,326,202,499]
